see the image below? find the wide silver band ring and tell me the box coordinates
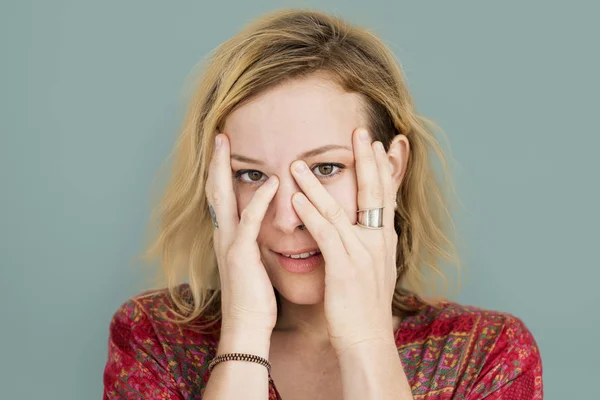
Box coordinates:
[356,207,384,229]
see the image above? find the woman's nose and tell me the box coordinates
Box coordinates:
[268,178,304,234]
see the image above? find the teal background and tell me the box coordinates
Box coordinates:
[1,1,598,398]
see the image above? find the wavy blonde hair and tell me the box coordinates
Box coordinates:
[142,9,461,331]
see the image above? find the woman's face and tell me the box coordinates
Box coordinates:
[222,75,366,305]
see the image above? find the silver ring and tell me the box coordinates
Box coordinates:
[209,204,218,228]
[356,207,384,229]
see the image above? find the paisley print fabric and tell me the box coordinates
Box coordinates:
[103,286,543,399]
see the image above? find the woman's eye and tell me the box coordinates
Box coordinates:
[246,171,264,181]
[312,163,343,178]
[235,170,267,184]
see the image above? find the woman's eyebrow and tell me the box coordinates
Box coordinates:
[230,144,352,165]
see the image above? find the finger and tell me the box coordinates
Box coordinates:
[291,192,348,260]
[372,140,397,246]
[353,128,384,211]
[207,134,238,243]
[290,160,361,251]
[235,175,279,246]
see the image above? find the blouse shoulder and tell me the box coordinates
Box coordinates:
[104,285,219,399]
[112,284,220,339]
[396,301,543,399]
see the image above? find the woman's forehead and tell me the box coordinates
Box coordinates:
[223,76,364,158]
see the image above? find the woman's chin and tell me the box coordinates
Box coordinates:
[277,286,325,305]
[270,270,326,306]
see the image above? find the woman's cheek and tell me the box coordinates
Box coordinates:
[234,187,253,216]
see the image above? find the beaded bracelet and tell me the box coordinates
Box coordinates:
[208,352,272,373]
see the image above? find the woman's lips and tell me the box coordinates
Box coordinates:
[275,251,323,274]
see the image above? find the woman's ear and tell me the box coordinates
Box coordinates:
[387,134,410,193]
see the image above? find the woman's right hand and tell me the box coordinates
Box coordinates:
[205,133,280,336]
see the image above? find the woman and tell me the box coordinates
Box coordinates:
[103,9,543,400]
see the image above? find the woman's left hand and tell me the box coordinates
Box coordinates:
[290,128,399,354]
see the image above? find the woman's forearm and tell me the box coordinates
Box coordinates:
[203,329,272,399]
[337,337,414,400]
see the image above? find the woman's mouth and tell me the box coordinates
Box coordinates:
[274,249,323,273]
[280,250,320,259]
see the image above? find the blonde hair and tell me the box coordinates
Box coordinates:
[142,8,461,331]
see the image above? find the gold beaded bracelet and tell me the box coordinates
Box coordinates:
[208,352,272,373]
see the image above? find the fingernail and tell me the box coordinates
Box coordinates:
[359,129,370,143]
[374,141,385,153]
[294,160,308,173]
[293,193,305,204]
[268,176,278,186]
[215,135,222,149]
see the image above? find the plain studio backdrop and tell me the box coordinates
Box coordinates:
[1,1,598,398]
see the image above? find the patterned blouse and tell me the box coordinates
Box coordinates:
[103,286,543,399]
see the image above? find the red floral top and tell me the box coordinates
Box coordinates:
[103,286,543,399]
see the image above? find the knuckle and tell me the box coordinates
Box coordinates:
[211,189,224,206]
[371,186,384,202]
[225,245,241,266]
[358,188,369,198]
[362,153,376,166]
[212,187,234,207]
[239,208,259,226]
[315,226,336,244]
[324,205,346,223]
[306,179,320,191]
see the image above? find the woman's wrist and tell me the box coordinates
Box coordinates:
[217,328,273,360]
